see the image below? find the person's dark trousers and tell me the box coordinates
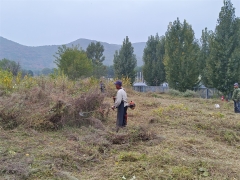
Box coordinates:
[117,101,124,127]
[123,106,128,127]
[234,101,240,113]
[237,101,240,113]
[234,101,237,112]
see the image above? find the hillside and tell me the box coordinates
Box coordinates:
[0,36,146,70]
[0,76,239,179]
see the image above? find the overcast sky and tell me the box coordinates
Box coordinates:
[0,0,239,46]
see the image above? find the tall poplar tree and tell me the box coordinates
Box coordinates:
[113,36,137,83]
[206,0,240,95]
[164,18,200,92]
[143,35,166,86]
[156,37,166,85]
[86,42,105,64]
[86,42,106,78]
[199,28,213,86]
[235,18,240,83]
[143,35,159,85]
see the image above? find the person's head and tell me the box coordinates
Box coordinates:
[234,83,238,89]
[114,80,122,89]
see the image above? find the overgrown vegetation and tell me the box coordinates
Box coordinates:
[0,74,108,130]
[0,74,239,179]
[168,89,200,98]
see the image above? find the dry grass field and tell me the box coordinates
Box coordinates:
[0,78,240,180]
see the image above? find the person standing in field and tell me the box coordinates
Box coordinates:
[232,83,240,113]
[112,80,128,132]
[100,80,105,93]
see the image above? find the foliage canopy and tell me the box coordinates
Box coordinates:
[164,18,200,92]
[86,42,106,78]
[113,36,137,83]
[54,45,93,79]
[205,0,240,95]
[143,34,166,86]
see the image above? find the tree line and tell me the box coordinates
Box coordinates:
[53,36,137,83]
[1,0,239,96]
[0,58,34,77]
[123,0,239,96]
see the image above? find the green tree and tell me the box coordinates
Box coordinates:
[21,69,34,77]
[86,42,105,64]
[199,28,213,86]
[113,36,137,83]
[235,18,240,84]
[143,34,160,85]
[164,18,200,92]
[41,68,53,75]
[54,45,93,79]
[134,66,142,73]
[106,65,114,78]
[142,34,166,86]
[27,70,34,76]
[86,42,106,78]
[0,58,20,76]
[156,37,166,85]
[206,0,240,95]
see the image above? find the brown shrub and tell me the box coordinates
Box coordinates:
[148,116,160,124]
[83,117,105,130]
[94,103,111,121]
[111,133,129,144]
[0,85,106,130]
[74,90,104,114]
[129,125,156,141]
[108,125,156,144]
[0,161,29,178]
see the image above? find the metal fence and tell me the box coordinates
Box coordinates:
[133,86,169,93]
[193,88,219,99]
[133,85,219,99]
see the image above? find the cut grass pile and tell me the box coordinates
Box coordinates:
[0,81,240,180]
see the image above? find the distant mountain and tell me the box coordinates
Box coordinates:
[0,36,146,70]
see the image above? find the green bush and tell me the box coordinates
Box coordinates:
[168,89,200,98]
[182,90,200,98]
[168,89,183,96]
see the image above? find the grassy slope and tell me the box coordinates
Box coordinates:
[0,90,240,180]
